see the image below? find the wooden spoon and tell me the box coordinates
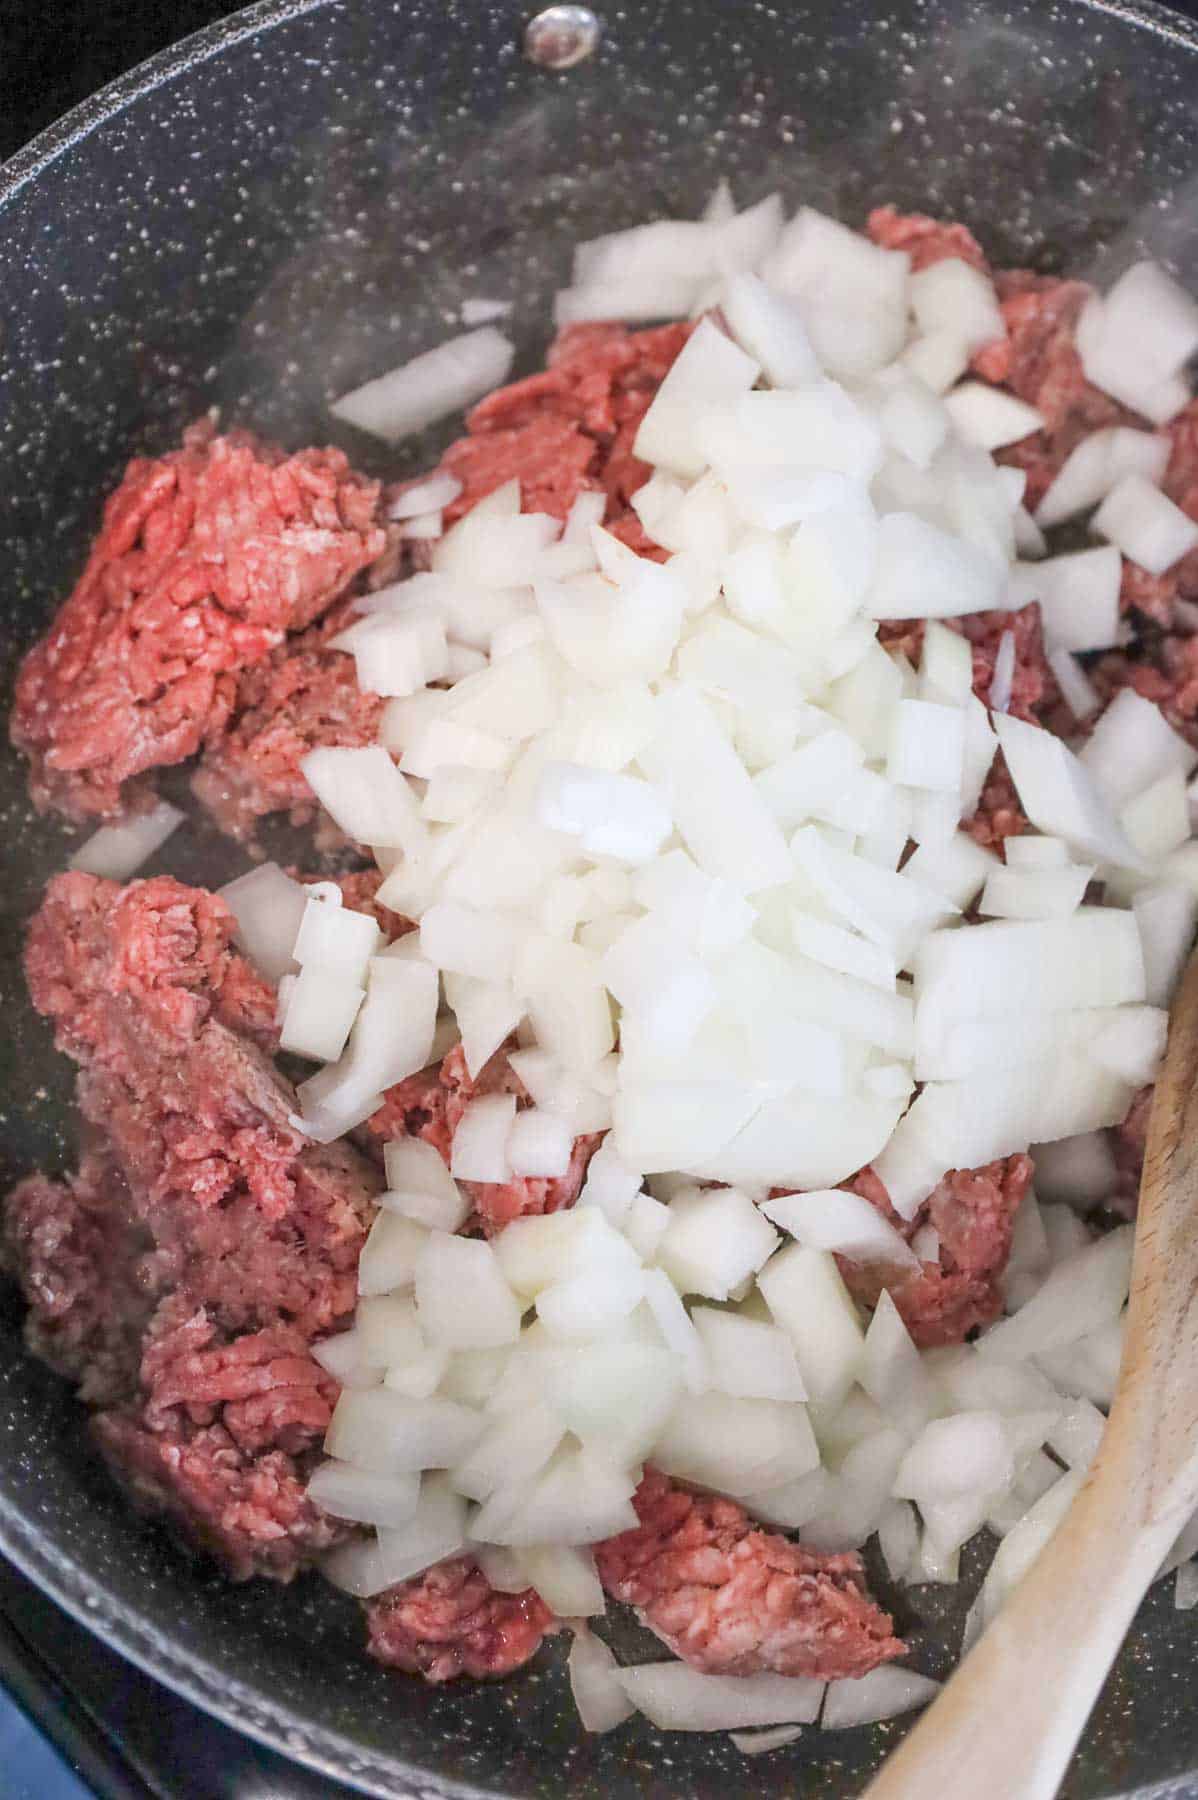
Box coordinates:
[864,946,1198,1800]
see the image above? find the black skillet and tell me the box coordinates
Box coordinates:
[3,1,1198,1794]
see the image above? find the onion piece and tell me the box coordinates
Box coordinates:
[301,745,424,850]
[980,1227,1134,1363]
[757,1246,864,1408]
[865,512,1004,620]
[993,715,1142,868]
[1134,883,1198,1007]
[1035,426,1170,529]
[1093,474,1198,576]
[69,800,184,880]
[321,1473,468,1597]
[306,1460,421,1529]
[634,317,760,478]
[909,258,1005,351]
[821,1667,941,1729]
[689,1306,806,1401]
[731,1725,805,1755]
[569,1627,636,1733]
[762,1190,917,1267]
[1079,688,1198,809]
[324,1389,482,1475]
[415,1233,523,1349]
[944,382,1044,451]
[330,328,514,443]
[618,1664,824,1732]
[218,863,308,982]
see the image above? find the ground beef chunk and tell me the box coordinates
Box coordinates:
[2,1151,156,1405]
[1091,630,1198,747]
[866,205,988,272]
[367,1044,600,1232]
[365,1556,556,1682]
[971,273,1134,513]
[878,603,1057,724]
[192,630,384,843]
[11,422,384,822]
[839,1156,1034,1347]
[963,755,1029,851]
[419,321,692,534]
[92,1411,344,1583]
[138,1301,338,1457]
[594,1470,904,1680]
[1082,401,1198,631]
[1109,1084,1153,1214]
[10,871,383,1581]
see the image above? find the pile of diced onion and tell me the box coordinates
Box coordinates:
[93,189,1198,1744]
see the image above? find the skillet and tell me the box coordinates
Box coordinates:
[4,1,1198,1793]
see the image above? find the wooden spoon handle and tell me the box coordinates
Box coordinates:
[863,1469,1174,1800]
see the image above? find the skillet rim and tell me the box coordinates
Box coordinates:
[4,0,1198,1792]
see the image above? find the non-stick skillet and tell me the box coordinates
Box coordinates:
[4,1,1198,1794]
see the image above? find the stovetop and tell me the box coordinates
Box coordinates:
[7,0,1198,1794]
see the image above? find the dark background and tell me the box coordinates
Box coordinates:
[8,0,1198,171]
[1,2,243,162]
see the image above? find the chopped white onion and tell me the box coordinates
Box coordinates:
[619,1664,824,1732]
[820,1667,941,1729]
[218,863,308,982]
[1093,474,1198,576]
[69,800,184,880]
[331,328,514,444]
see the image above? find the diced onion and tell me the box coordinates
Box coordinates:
[69,800,184,880]
[331,328,515,444]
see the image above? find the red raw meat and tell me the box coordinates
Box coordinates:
[866,205,988,272]
[1091,634,1198,747]
[593,1470,904,1680]
[878,603,1057,724]
[1092,401,1198,628]
[963,756,1029,851]
[365,1556,556,1681]
[969,273,1136,514]
[367,1044,600,1232]
[2,1152,156,1406]
[92,1411,346,1583]
[9,871,384,1580]
[12,422,384,821]
[138,1300,338,1457]
[1109,1084,1153,1214]
[192,628,384,843]
[411,320,693,528]
[838,1157,1034,1347]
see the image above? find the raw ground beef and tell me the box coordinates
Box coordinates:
[3,1150,155,1406]
[594,1470,904,1680]
[365,1556,557,1681]
[7,871,383,1580]
[11,421,384,822]
[192,625,384,842]
[1110,1085,1153,1213]
[877,602,1058,724]
[367,1044,601,1233]
[838,1156,1034,1347]
[426,320,694,541]
[971,272,1135,515]
[866,205,988,273]
[963,756,1030,852]
[92,1412,346,1584]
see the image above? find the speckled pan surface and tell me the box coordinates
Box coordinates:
[2,0,1198,1794]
